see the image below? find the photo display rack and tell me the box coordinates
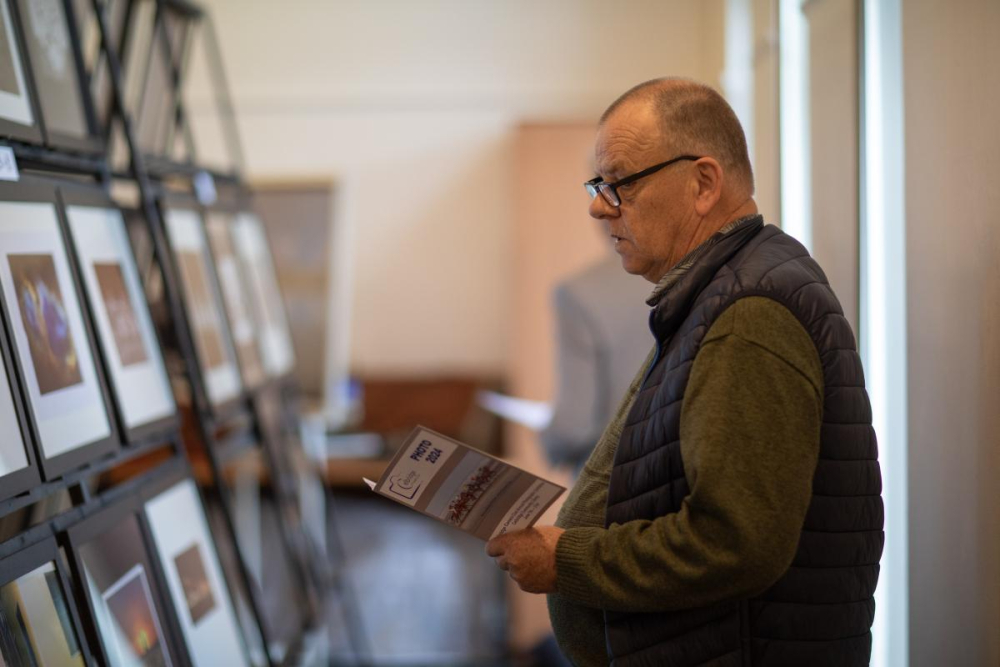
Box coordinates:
[0,1,348,666]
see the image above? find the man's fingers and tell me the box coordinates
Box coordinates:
[485,536,506,557]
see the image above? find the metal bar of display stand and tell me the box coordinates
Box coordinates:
[202,13,246,175]
[150,1,337,642]
[153,0,197,168]
[90,1,277,664]
[8,142,108,177]
[140,2,375,663]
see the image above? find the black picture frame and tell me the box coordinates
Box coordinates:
[159,192,244,420]
[68,0,128,140]
[0,292,40,505]
[230,202,297,384]
[0,176,119,480]
[10,0,103,154]
[0,0,43,145]
[64,494,191,667]
[204,205,267,393]
[58,179,179,446]
[209,447,310,662]
[199,489,269,667]
[159,3,195,161]
[140,469,255,667]
[0,536,94,666]
[123,0,177,159]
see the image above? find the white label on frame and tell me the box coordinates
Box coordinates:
[0,146,19,182]
[193,171,217,206]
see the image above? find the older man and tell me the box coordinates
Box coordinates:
[487,78,883,666]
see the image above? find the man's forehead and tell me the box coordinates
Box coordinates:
[594,114,662,175]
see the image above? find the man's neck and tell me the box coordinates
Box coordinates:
[672,198,760,273]
[646,208,763,304]
[696,197,759,247]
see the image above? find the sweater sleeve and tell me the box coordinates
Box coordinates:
[553,297,824,613]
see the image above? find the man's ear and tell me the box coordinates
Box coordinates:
[691,158,724,216]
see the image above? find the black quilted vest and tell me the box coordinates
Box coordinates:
[605,218,884,666]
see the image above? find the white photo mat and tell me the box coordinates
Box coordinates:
[145,479,250,667]
[66,204,175,431]
[232,213,295,378]
[164,208,241,407]
[0,0,34,126]
[0,201,110,459]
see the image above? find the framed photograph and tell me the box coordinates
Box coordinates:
[257,492,311,656]
[195,448,307,664]
[13,0,100,152]
[144,478,251,667]
[0,0,41,143]
[116,0,155,128]
[134,11,175,158]
[68,0,126,136]
[0,537,91,667]
[200,493,268,667]
[217,449,308,662]
[231,213,295,380]
[162,203,242,412]
[206,211,265,390]
[61,184,176,442]
[0,304,38,503]
[67,501,182,667]
[0,179,115,479]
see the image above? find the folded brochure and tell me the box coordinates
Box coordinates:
[364,425,565,540]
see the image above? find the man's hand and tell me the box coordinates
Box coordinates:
[485,526,565,594]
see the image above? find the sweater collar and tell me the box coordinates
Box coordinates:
[646,214,764,341]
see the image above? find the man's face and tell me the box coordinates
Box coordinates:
[590,102,698,283]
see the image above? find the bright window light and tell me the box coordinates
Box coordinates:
[862,0,908,665]
[779,0,810,249]
[722,0,754,162]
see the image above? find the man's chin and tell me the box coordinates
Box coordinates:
[617,255,644,276]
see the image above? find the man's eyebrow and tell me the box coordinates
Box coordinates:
[594,161,624,181]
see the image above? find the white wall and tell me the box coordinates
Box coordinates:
[903,1,1000,664]
[187,0,726,377]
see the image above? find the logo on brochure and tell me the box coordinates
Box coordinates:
[387,471,423,500]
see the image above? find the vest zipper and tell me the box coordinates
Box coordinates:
[640,338,665,389]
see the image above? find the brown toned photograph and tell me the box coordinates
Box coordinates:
[94,262,148,367]
[173,543,217,626]
[103,567,170,667]
[176,250,226,371]
[0,6,21,96]
[8,254,83,395]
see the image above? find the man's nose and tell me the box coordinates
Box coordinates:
[589,194,619,220]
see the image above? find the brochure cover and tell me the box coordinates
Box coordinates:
[365,426,565,541]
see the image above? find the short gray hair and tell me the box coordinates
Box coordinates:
[601,78,755,194]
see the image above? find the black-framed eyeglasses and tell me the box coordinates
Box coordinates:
[584,155,702,207]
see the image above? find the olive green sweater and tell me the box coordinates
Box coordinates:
[546,296,824,667]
